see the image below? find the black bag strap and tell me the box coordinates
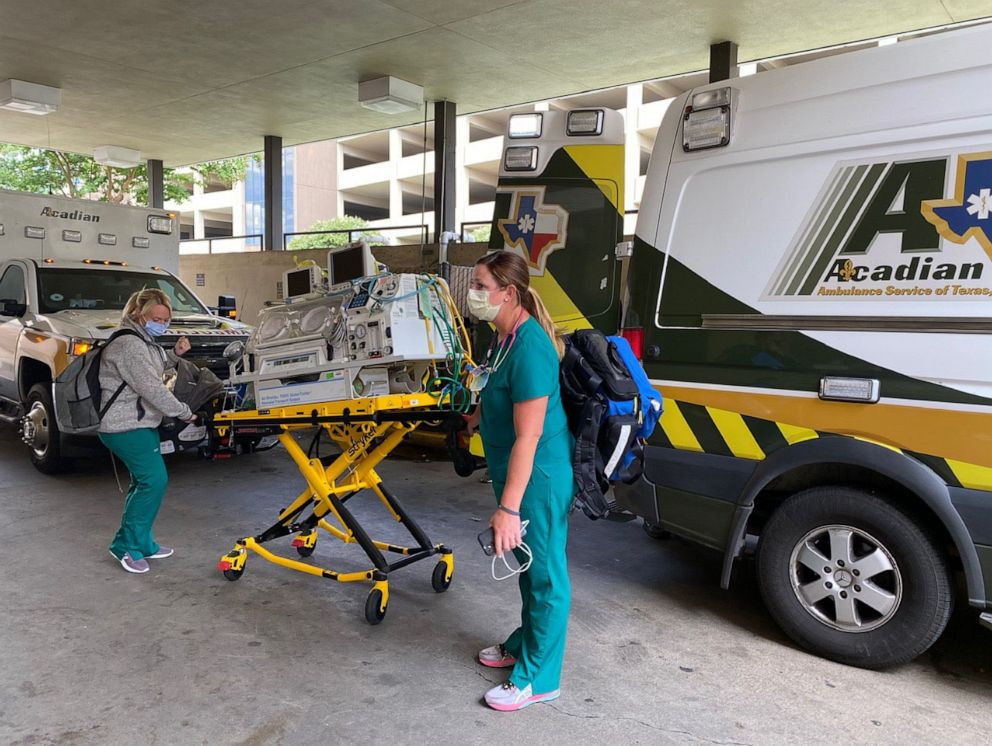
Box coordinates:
[94,328,142,415]
[98,382,128,418]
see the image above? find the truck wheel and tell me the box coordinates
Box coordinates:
[757,486,953,669]
[23,383,66,474]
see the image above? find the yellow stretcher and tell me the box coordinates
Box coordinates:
[212,392,457,625]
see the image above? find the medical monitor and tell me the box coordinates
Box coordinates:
[328,241,377,290]
[282,265,323,300]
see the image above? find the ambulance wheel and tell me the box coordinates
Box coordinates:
[431,561,452,592]
[24,383,66,474]
[757,486,953,669]
[642,520,671,540]
[222,568,244,581]
[296,544,315,558]
[365,589,386,625]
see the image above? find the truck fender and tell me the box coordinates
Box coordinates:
[719,437,985,605]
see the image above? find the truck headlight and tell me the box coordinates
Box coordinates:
[70,338,95,356]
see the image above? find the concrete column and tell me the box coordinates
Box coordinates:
[232,179,246,237]
[624,84,643,214]
[264,135,283,250]
[709,41,739,83]
[388,129,404,221]
[433,100,456,242]
[146,159,164,209]
[193,209,205,240]
[455,116,470,239]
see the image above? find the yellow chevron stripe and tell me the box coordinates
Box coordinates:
[707,407,765,460]
[662,401,704,452]
[563,145,624,213]
[945,458,992,491]
[530,270,593,331]
[777,423,820,445]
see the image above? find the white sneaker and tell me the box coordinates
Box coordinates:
[147,546,174,559]
[484,682,560,712]
[478,644,517,669]
[111,550,149,574]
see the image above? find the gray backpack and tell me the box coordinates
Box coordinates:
[53,329,139,434]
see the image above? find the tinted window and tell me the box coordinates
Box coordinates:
[0,265,26,304]
[36,269,207,315]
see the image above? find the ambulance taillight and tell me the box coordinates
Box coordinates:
[620,327,644,360]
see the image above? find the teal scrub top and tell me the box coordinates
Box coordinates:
[479,317,573,486]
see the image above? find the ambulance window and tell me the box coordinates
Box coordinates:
[0,266,26,304]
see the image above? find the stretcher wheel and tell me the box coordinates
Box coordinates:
[365,588,387,625]
[222,568,244,581]
[296,545,315,558]
[431,561,452,592]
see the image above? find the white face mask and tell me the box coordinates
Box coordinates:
[467,287,503,322]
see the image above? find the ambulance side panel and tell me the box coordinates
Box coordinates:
[622,26,992,605]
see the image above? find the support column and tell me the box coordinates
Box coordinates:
[264,135,283,250]
[709,41,739,83]
[146,159,164,209]
[433,100,456,243]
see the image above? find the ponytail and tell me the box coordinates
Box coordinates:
[522,286,565,360]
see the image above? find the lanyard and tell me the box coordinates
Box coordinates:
[471,310,525,392]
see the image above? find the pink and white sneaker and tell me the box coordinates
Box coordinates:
[478,644,517,668]
[484,682,560,712]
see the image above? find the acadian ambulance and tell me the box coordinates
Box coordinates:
[766,151,992,300]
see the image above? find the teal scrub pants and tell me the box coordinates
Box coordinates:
[494,466,572,695]
[99,428,167,561]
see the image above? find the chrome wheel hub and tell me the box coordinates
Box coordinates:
[789,524,902,633]
[21,402,50,457]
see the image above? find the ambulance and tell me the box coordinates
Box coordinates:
[486,23,992,667]
[0,189,250,473]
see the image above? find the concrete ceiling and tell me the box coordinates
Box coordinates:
[0,0,990,166]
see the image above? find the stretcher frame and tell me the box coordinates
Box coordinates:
[212,392,456,625]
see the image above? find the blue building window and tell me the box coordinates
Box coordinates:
[245,146,295,249]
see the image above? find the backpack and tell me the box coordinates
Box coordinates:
[53,329,140,435]
[559,329,663,520]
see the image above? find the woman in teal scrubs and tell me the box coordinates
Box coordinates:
[464,251,574,712]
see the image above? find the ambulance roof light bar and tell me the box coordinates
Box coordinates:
[566,109,604,136]
[508,113,543,139]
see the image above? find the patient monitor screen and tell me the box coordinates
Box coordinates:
[330,246,366,286]
[285,268,313,298]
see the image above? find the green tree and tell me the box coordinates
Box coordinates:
[0,144,254,206]
[469,224,491,243]
[288,216,371,250]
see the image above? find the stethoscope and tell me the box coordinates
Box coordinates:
[468,308,525,392]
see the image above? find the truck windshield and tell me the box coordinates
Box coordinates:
[36,268,208,315]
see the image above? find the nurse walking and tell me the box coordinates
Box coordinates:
[464,251,574,712]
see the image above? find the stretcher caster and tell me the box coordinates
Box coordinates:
[431,559,452,593]
[218,548,247,580]
[365,588,387,625]
[291,531,317,558]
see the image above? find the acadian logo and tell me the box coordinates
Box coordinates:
[39,206,100,222]
[765,152,992,299]
[496,187,569,276]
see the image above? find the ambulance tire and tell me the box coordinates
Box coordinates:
[25,383,66,474]
[757,486,953,669]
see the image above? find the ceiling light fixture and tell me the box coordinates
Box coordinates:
[0,79,61,115]
[94,145,142,168]
[358,76,424,114]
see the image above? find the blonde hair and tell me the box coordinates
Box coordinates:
[122,288,171,324]
[475,251,565,359]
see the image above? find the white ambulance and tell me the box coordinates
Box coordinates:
[0,189,250,472]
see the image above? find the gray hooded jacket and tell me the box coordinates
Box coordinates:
[98,318,192,433]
